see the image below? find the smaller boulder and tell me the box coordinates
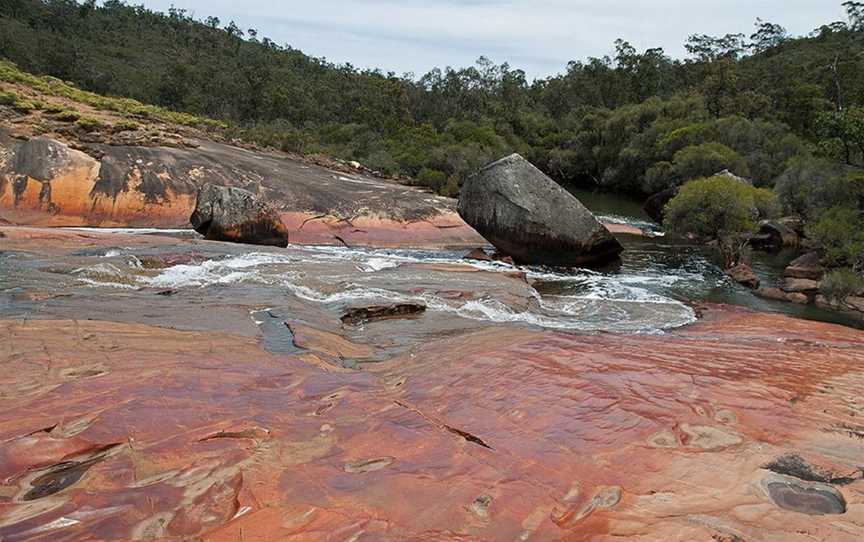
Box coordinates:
[190,184,289,247]
[341,303,426,326]
[752,218,802,251]
[785,252,824,281]
[755,288,809,305]
[643,187,677,224]
[726,263,760,289]
[783,278,820,294]
[846,296,864,313]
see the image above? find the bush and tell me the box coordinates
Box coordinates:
[0,90,16,105]
[820,268,864,302]
[664,175,780,240]
[74,116,105,132]
[415,168,448,192]
[775,157,863,218]
[53,109,81,122]
[670,142,750,184]
[805,206,864,267]
[112,119,141,132]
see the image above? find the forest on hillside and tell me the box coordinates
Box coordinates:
[1,0,864,268]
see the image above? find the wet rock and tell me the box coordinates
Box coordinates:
[190,183,289,247]
[764,454,861,486]
[725,263,759,289]
[755,288,809,305]
[457,154,622,267]
[464,248,492,262]
[643,187,677,224]
[785,252,824,281]
[341,303,426,326]
[762,474,846,516]
[343,457,394,474]
[846,296,864,313]
[491,252,515,265]
[783,278,820,294]
[752,218,802,251]
[19,443,121,501]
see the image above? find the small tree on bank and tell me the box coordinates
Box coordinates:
[664,175,781,267]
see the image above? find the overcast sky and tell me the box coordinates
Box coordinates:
[139,1,847,80]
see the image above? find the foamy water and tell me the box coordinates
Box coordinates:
[73,244,700,333]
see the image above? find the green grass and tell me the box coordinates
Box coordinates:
[0,60,226,130]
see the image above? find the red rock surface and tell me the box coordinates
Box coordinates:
[1,306,863,541]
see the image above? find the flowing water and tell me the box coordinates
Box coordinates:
[3,191,861,339]
[570,188,864,330]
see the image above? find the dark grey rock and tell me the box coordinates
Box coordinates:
[643,187,678,224]
[457,154,622,267]
[762,474,847,516]
[190,183,289,247]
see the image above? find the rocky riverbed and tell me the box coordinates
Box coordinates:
[1,226,864,541]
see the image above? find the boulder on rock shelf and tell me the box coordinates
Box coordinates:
[751,217,802,251]
[190,183,289,247]
[783,278,820,294]
[785,252,824,281]
[457,154,622,267]
[755,288,809,305]
[726,263,760,289]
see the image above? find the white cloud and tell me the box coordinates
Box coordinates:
[141,0,847,79]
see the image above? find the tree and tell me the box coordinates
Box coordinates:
[685,33,748,62]
[818,106,864,165]
[664,175,780,266]
[845,1,864,30]
[749,18,788,53]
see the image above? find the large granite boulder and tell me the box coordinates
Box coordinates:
[784,252,824,281]
[190,183,289,247]
[457,154,622,267]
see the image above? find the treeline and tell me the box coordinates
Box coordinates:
[0,2,863,217]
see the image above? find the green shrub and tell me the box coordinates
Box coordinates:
[53,110,82,122]
[664,175,780,239]
[415,168,448,191]
[805,206,864,267]
[74,116,105,132]
[113,119,141,132]
[670,142,751,184]
[820,268,864,302]
[0,90,17,105]
[41,102,65,114]
[776,157,863,218]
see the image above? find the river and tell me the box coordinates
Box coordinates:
[569,188,864,330]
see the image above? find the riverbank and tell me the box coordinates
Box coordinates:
[1,226,863,541]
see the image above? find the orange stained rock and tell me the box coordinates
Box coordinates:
[0,310,862,541]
